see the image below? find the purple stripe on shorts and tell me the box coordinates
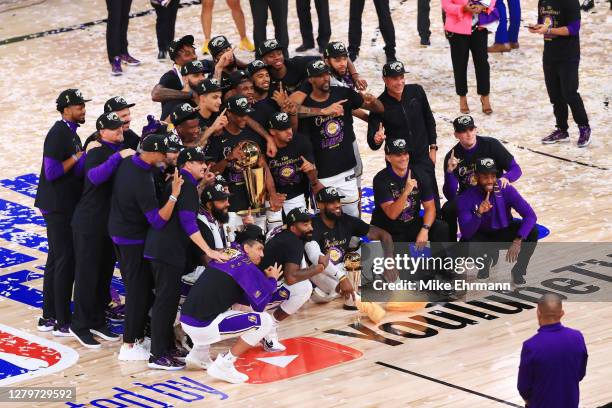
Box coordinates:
[111,236,145,245]
[179,314,212,328]
[218,313,261,334]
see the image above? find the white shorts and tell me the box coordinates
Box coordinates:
[319,169,360,217]
[180,310,273,347]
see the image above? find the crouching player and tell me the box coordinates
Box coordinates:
[179,225,282,383]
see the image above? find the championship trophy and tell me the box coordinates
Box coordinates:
[343,251,386,323]
[234,140,266,216]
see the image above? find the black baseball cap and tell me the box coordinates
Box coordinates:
[168,35,195,61]
[235,224,265,245]
[208,35,231,58]
[384,138,410,155]
[104,96,135,113]
[316,187,346,203]
[268,111,291,130]
[324,41,348,58]
[226,70,250,89]
[201,183,231,203]
[246,59,268,77]
[193,78,226,95]
[453,115,476,132]
[96,111,125,131]
[306,60,330,77]
[286,208,312,226]
[256,39,283,58]
[225,95,254,116]
[177,147,211,166]
[141,134,169,153]
[171,102,199,125]
[165,133,183,153]
[382,61,408,77]
[180,60,206,76]
[56,88,91,110]
[476,157,498,174]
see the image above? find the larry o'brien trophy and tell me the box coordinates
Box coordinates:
[234,140,266,216]
[344,251,386,323]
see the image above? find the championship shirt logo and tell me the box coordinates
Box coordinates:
[324,119,340,136]
[248,315,257,323]
[328,246,343,264]
[221,247,241,261]
[278,289,289,299]
[280,165,296,179]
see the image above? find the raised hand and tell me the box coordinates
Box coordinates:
[405,169,418,194]
[321,99,347,117]
[477,191,493,215]
[374,123,386,145]
[265,262,282,280]
[447,149,459,173]
[171,168,184,197]
[299,155,315,172]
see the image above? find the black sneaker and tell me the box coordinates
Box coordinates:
[37,317,56,332]
[169,346,189,363]
[295,44,315,52]
[513,274,526,285]
[420,38,431,47]
[69,328,101,349]
[52,323,72,337]
[90,326,121,342]
[349,52,358,62]
[105,304,125,323]
[148,355,185,371]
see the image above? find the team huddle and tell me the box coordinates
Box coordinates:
[35,34,541,384]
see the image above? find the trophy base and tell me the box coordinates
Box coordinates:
[342,304,359,311]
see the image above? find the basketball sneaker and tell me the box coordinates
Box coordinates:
[208,353,248,384]
[37,317,56,332]
[148,355,185,371]
[120,53,141,66]
[118,342,150,361]
[541,128,569,144]
[185,346,213,369]
[261,325,286,352]
[52,324,71,337]
[69,328,101,349]
[577,125,592,148]
[90,326,120,342]
[239,37,255,52]
[110,57,123,76]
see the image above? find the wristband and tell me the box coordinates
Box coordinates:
[338,275,348,283]
[429,144,439,151]
[422,224,431,230]
[169,195,177,202]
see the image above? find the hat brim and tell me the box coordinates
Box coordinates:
[453,125,476,132]
[383,70,408,78]
[229,108,255,116]
[317,195,346,203]
[287,215,312,225]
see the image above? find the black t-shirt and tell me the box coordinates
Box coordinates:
[108,155,160,241]
[84,128,140,151]
[71,142,121,235]
[261,229,305,281]
[34,121,84,214]
[144,171,199,268]
[371,165,434,234]
[206,128,266,212]
[267,133,315,200]
[539,0,581,62]
[198,112,219,131]
[311,214,370,265]
[270,56,320,94]
[181,266,244,321]
[443,136,514,195]
[158,69,184,120]
[249,98,279,128]
[152,164,175,204]
[299,87,364,178]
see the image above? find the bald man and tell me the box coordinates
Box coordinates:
[517,294,588,408]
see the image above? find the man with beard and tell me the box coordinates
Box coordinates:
[70,112,135,348]
[144,148,227,370]
[170,103,201,147]
[84,96,139,151]
[457,158,538,285]
[224,70,254,103]
[259,208,325,351]
[265,112,323,230]
[299,59,383,217]
[367,61,440,210]
[208,35,247,82]
[442,115,522,241]
[35,89,89,335]
[208,95,282,234]
[151,35,206,120]
[180,60,207,103]
[305,187,395,309]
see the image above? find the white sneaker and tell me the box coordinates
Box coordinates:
[261,325,286,352]
[185,350,214,369]
[118,342,150,361]
[139,337,151,351]
[208,354,248,384]
[310,287,339,304]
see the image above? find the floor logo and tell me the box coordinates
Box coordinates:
[235,337,362,384]
[0,323,79,385]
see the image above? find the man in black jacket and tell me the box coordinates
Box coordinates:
[367,61,440,210]
[35,89,90,336]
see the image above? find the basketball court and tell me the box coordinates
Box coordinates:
[0,0,610,406]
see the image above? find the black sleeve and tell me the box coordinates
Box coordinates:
[297,81,312,94]
[206,135,223,162]
[489,138,514,170]
[159,71,177,87]
[417,85,437,145]
[298,133,316,163]
[367,112,384,151]
[197,219,216,250]
[44,128,71,160]
[345,88,364,110]
[443,149,452,173]
[565,0,581,24]
[177,185,199,213]
[373,173,394,205]
[346,215,371,237]
[136,175,162,215]
[285,237,305,265]
[84,146,110,170]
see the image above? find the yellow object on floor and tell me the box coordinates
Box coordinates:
[239,37,255,52]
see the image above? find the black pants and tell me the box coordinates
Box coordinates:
[43,213,75,326]
[116,244,153,343]
[106,0,133,62]
[440,199,458,242]
[412,156,441,212]
[71,232,116,335]
[447,29,489,96]
[469,221,539,277]
[250,0,289,56]
[153,0,179,52]
[296,0,331,48]
[417,0,431,41]
[150,260,183,358]
[543,61,589,130]
[348,0,396,59]
[389,217,448,244]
